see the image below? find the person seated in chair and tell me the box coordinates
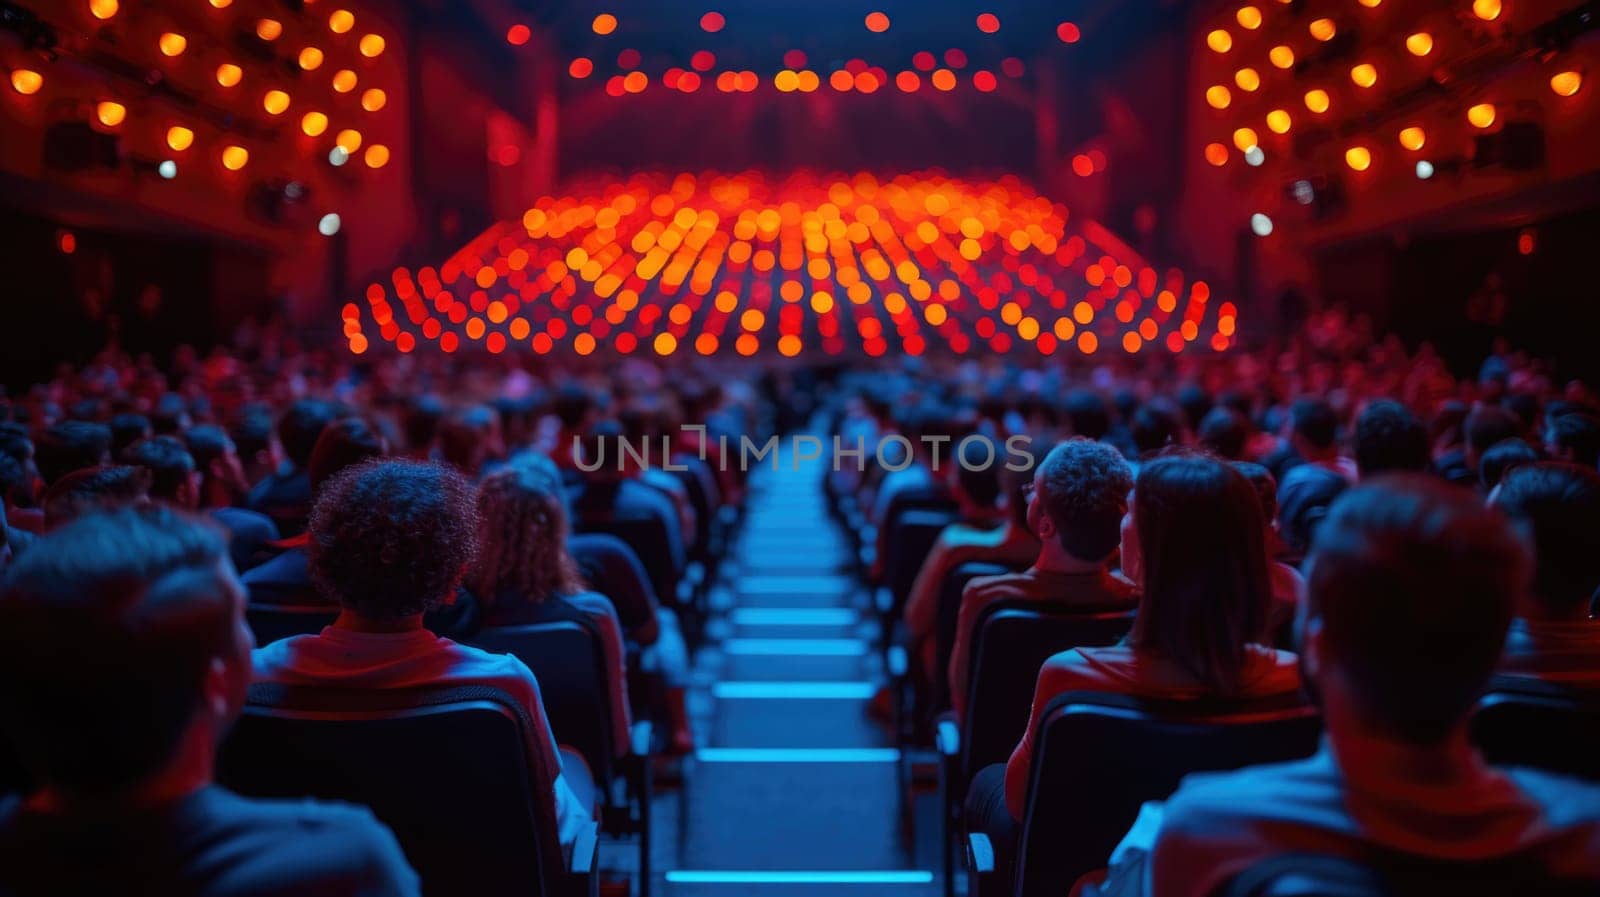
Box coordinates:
[569,419,685,603]
[947,439,1136,721]
[1492,463,1600,687]
[968,454,1299,836]
[246,399,338,537]
[129,434,277,574]
[1102,476,1600,897]
[0,506,418,896]
[251,459,594,852]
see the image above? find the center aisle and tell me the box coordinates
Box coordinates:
[663,436,937,896]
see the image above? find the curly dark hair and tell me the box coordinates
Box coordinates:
[1037,438,1133,561]
[308,459,479,619]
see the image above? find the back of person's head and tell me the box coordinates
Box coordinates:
[1479,438,1540,491]
[577,418,627,477]
[1231,461,1278,527]
[1197,407,1250,460]
[1464,405,1522,460]
[309,459,478,619]
[277,399,339,469]
[1493,462,1600,617]
[1544,409,1600,469]
[1289,397,1338,451]
[42,465,151,529]
[1032,439,1133,563]
[123,436,198,505]
[1062,390,1110,441]
[1131,400,1183,456]
[471,455,582,603]
[182,424,233,472]
[0,507,246,795]
[553,385,597,430]
[952,435,1004,514]
[1277,465,1349,557]
[1176,384,1213,433]
[230,411,273,463]
[34,421,112,488]
[151,393,190,435]
[438,406,499,474]
[108,413,152,457]
[307,417,387,493]
[401,395,446,455]
[1306,476,1527,744]
[1353,399,1429,476]
[1504,393,1541,435]
[1132,454,1271,693]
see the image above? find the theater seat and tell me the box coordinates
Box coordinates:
[982,690,1320,897]
[217,682,596,897]
[471,621,653,893]
[932,561,1021,712]
[243,604,339,645]
[575,512,683,613]
[1473,676,1600,781]
[1219,851,1598,897]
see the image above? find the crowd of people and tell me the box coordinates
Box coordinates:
[0,303,1598,894]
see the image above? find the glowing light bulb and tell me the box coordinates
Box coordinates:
[1345,145,1372,171]
[1351,63,1377,88]
[301,111,329,136]
[166,125,194,151]
[1206,85,1232,109]
[1269,45,1295,69]
[329,10,355,34]
[1473,0,1502,21]
[263,90,290,115]
[332,70,358,93]
[158,32,187,57]
[221,145,249,170]
[865,11,889,32]
[1251,213,1274,236]
[256,18,282,41]
[1398,126,1426,150]
[318,213,341,236]
[364,144,389,168]
[1406,32,1434,56]
[89,0,118,20]
[1551,71,1583,97]
[1204,143,1230,166]
[1309,18,1336,41]
[96,100,126,127]
[298,47,324,71]
[1207,29,1233,53]
[1233,127,1259,151]
[1266,109,1292,133]
[1304,88,1330,113]
[10,69,42,95]
[358,34,385,57]
[335,128,362,152]
[592,13,617,35]
[216,63,242,87]
[360,88,386,112]
[1235,67,1261,91]
[1467,102,1496,128]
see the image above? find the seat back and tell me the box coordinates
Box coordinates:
[1220,851,1598,897]
[1472,676,1600,781]
[217,682,562,897]
[961,602,1136,779]
[244,604,339,645]
[884,508,960,614]
[932,560,1019,711]
[1018,691,1321,897]
[472,620,615,785]
[576,512,678,607]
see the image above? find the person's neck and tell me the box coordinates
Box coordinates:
[27,724,214,814]
[333,610,427,634]
[1325,712,1482,787]
[1033,543,1107,576]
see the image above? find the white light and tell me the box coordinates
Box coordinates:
[328,146,349,166]
[1244,145,1265,166]
[1250,213,1274,236]
[318,213,341,236]
[1416,160,1435,179]
[1292,179,1315,205]
[158,160,177,179]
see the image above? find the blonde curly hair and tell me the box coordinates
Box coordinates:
[469,455,585,607]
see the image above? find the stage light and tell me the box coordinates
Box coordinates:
[330,10,355,34]
[208,0,231,7]
[1473,0,1502,21]
[593,14,617,35]
[1237,6,1262,29]
[332,70,358,93]
[159,33,187,57]
[1251,213,1273,236]
[1399,126,1426,150]
[623,71,647,93]
[221,145,248,170]
[336,129,362,152]
[90,0,117,19]
[973,70,996,92]
[774,69,798,91]
[1304,88,1330,113]
[1072,154,1094,176]
[358,34,385,57]
[1468,102,1496,128]
[1345,145,1372,171]
[1245,145,1265,166]
[976,13,1000,33]
[617,48,641,69]
[866,12,889,33]
[96,101,125,127]
[1416,160,1435,179]
[10,69,42,95]
[1204,142,1229,166]
[1057,22,1080,43]
[568,58,593,79]
[1406,32,1434,56]
[1269,45,1294,69]
[216,63,242,87]
[319,213,341,236]
[1518,228,1536,255]
[363,144,389,169]
[932,69,956,91]
[299,47,325,71]
[1235,68,1260,91]
[302,111,329,136]
[1206,85,1232,109]
[329,146,349,166]
[1551,71,1583,97]
[691,50,715,71]
[1351,63,1377,88]
[158,159,177,179]
[1207,29,1233,53]
[1359,0,1382,5]
[701,11,725,33]
[263,90,290,115]
[1266,109,1291,133]
[1309,18,1336,41]
[256,19,282,41]
[360,88,386,111]
[895,70,920,92]
[506,24,530,46]
[166,125,194,151]
[1233,126,1259,151]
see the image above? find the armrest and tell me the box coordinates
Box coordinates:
[568,820,599,875]
[886,644,908,678]
[935,718,960,757]
[630,720,654,758]
[967,832,995,875]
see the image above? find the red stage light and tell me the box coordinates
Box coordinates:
[973,71,997,92]
[896,71,921,92]
[784,50,807,68]
[700,11,725,33]
[865,12,890,33]
[569,58,593,79]
[912,51,936,72]
[691,50,715,71]
[1057,22,1081,43]
[976,13,1000,33]
[944,48,968,69]
[506,24,531,45]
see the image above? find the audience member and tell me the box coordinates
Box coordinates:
[1544,409,1600,470]
[1480,438,1541,492]
[32,421,111,489]
[1352,399,1430,477]
[246,399,338,537]
[41,465,150,530]
[183,425,279,571]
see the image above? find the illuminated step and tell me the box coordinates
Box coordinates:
[710,683,888,749]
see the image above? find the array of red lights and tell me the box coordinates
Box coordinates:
[342,172,1236,359]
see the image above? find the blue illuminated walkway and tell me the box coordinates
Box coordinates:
[664,438,937,896]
